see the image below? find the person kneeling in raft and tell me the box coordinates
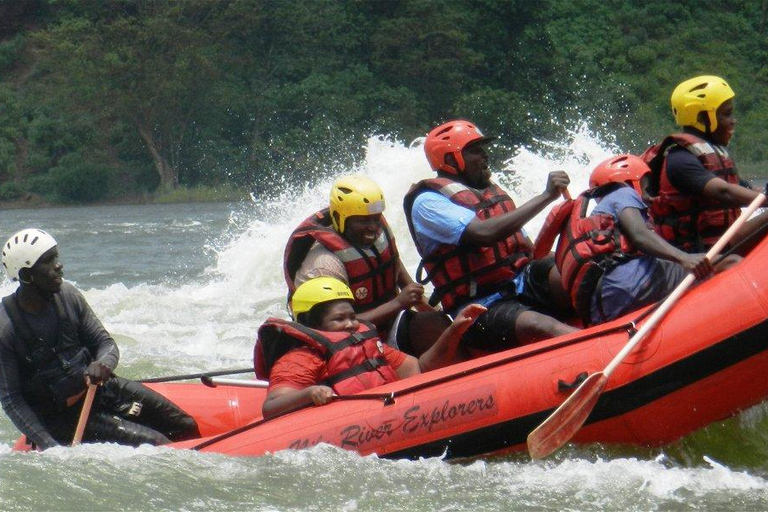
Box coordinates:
[254,277,485,419]
[0,229,199,449]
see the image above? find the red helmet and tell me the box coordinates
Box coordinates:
[424,120,496,174]
[589,154,651,197]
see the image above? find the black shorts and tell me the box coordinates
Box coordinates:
[461,258,556,352]
[517,257,558,315]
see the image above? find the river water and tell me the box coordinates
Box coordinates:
[2,131,768,511]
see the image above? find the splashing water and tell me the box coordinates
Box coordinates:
[208,123,616,319]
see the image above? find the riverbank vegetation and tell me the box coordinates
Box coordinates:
[1,0,767,205]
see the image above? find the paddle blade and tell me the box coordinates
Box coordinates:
[527,372,607,459]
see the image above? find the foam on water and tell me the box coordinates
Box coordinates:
[7,441,768,511]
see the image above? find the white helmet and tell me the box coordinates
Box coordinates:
[2,229,58,281]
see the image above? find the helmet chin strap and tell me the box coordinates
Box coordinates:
[698,111,714,137]
[444,152,465,174]
[455,151,467,173]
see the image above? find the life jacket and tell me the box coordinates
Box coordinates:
[253,318,399,395]
[532,199,575,259]
[284,208,399,312]
[403,178,533,311]
[535,186,639,325]
[643,133,741,252]
[1,293,92,414]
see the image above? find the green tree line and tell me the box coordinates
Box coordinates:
[0,0,767,204]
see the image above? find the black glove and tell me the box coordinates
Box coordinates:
[84,361,113,385]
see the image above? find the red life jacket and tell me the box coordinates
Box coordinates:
[283,208,399,311]
[403,178,533,311]
[536,187,639,324]
[533,199,575,259]
[643,133,741,252]
[253,318,399,395]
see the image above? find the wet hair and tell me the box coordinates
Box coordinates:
[297,300,338,329]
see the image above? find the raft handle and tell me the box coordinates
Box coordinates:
[332,391,396,406]
[557,372,588,393]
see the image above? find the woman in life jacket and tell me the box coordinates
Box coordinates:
[535,155,723,325]
[256,277,484,419]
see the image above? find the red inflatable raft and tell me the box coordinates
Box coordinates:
[14,236,768,459]
[11,381,267,451]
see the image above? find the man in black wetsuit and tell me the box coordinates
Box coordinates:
[0,228,199,450]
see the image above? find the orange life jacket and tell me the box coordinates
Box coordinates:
[403,178,532,311]
[284,208,399,311]
[253,318,399,395]
[535,187,639,324]
[643,133,741,252]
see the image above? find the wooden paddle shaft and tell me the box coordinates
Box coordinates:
[72,383,97,446]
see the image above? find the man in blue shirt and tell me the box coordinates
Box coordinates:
[404,120,578,352]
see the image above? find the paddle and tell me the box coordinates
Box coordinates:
[527,192,767,459]
[200,375,395,403]
[201,376,269,388]
[140,367,254,383]
[72,382,97,446]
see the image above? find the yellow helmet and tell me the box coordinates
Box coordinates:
[290,277,354,319]
[671,75,735,133]
[329,175,385,233]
